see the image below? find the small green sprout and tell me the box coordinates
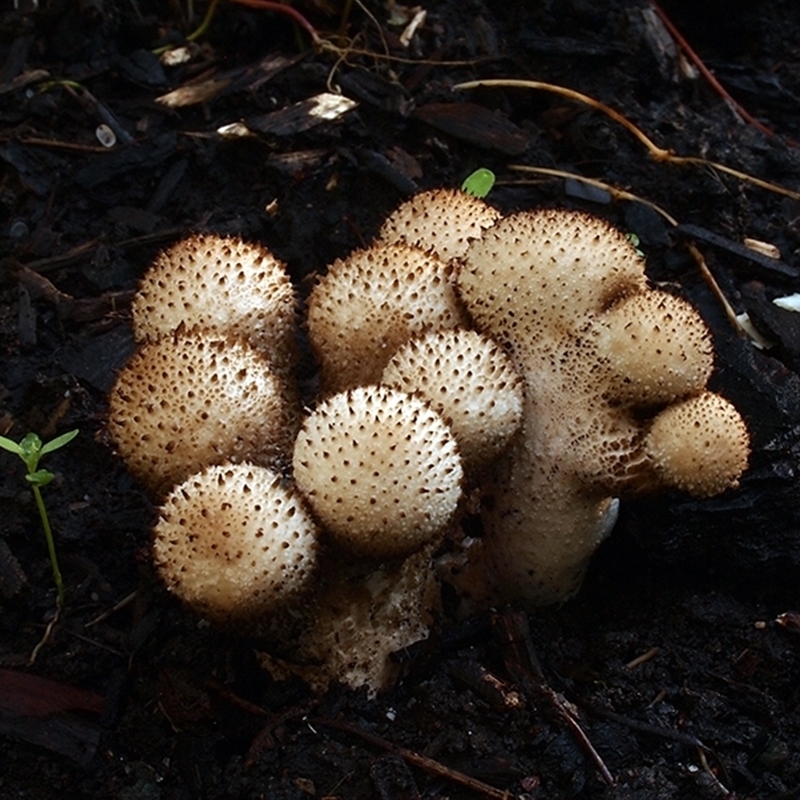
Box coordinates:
[461,168,496,199]
[625,232,645,257]
[0,429,79,609]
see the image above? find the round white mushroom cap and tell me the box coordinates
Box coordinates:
[381,328,524,471]
[293,385,464,560]
[376,187,501,263]
[306,243,468,393]
[593,290,714,406]
[458,208,647,351]
[645,391,750,497]
[107,332,295,494]
[153,463,318,624]
[132,233,296,371]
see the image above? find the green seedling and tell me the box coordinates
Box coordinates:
[0,429,78,608]
[461,168,496,199]
[625,232,645,257]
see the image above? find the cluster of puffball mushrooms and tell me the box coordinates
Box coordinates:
[107,189,750,693]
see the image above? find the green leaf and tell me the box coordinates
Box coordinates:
[461,168,496,199]
[39,429,79,457]
[19,432,43,458]
[26,469,55,487]
[18,433,43,473]
[0,436,24,456]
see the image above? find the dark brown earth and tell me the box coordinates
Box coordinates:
[2,1,800,798]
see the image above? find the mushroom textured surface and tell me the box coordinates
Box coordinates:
[153,463,318,625]
[258,546,439,693]
[108,332,295,494]
[381,328,524,473]
[306,243,468,393]
[132,233,297,374]
[376,187,501,264]
[456,208,750,607]
[645,391,750,497]
[292,384,464,560]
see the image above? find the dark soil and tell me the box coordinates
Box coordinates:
[2,1,800,798]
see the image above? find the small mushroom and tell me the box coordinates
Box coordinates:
[107,332,296,494]
[132,233,297,374]
[292,384,464,560]
[645,391,750,497]
[153,463,318,626]
[592,290,714,407]
[306,243,468,393]
[381,328,524,474]
[376,187,501,264]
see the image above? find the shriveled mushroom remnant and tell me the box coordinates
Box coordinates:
[305,243,468,394]
[381,328,524,475]
[153,463,318,626]
[457,208,749,607]
[132,233,297,375]
[259,545,439,694]
[376,187,501,263]
[108,332,295,494]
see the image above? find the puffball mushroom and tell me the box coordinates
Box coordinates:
[108,332,296,494]
[592,289,714,407]
[153,463,318,625]
[645,391,750,497]
[456,208,750,607]
[305,243,468,393]
[376,187,501,263]
[132,233,297,374]
[381,328,524,473]
[292,384,464,560]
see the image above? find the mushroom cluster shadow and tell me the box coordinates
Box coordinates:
[107,190,750,693]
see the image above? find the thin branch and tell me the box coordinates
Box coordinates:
[454,79,800,201]
[314,716,519,800]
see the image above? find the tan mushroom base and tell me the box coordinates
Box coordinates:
[255,547,440,694]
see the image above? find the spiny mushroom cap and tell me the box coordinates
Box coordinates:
[593,290,714,407]
[132,233,296,371]
[457,209,647,352]
[381,329,524,471]
[292,385,464,560]
[108,332,296,494]
[645,391,750,497]
[306,243,468,393]
[152,463,318,624]
[376,188,501,264]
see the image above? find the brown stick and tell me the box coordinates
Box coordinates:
[313,716,518,800]
[649,0,792,145]
[494,609,616,787]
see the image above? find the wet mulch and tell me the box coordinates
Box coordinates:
[2,1,800,798]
